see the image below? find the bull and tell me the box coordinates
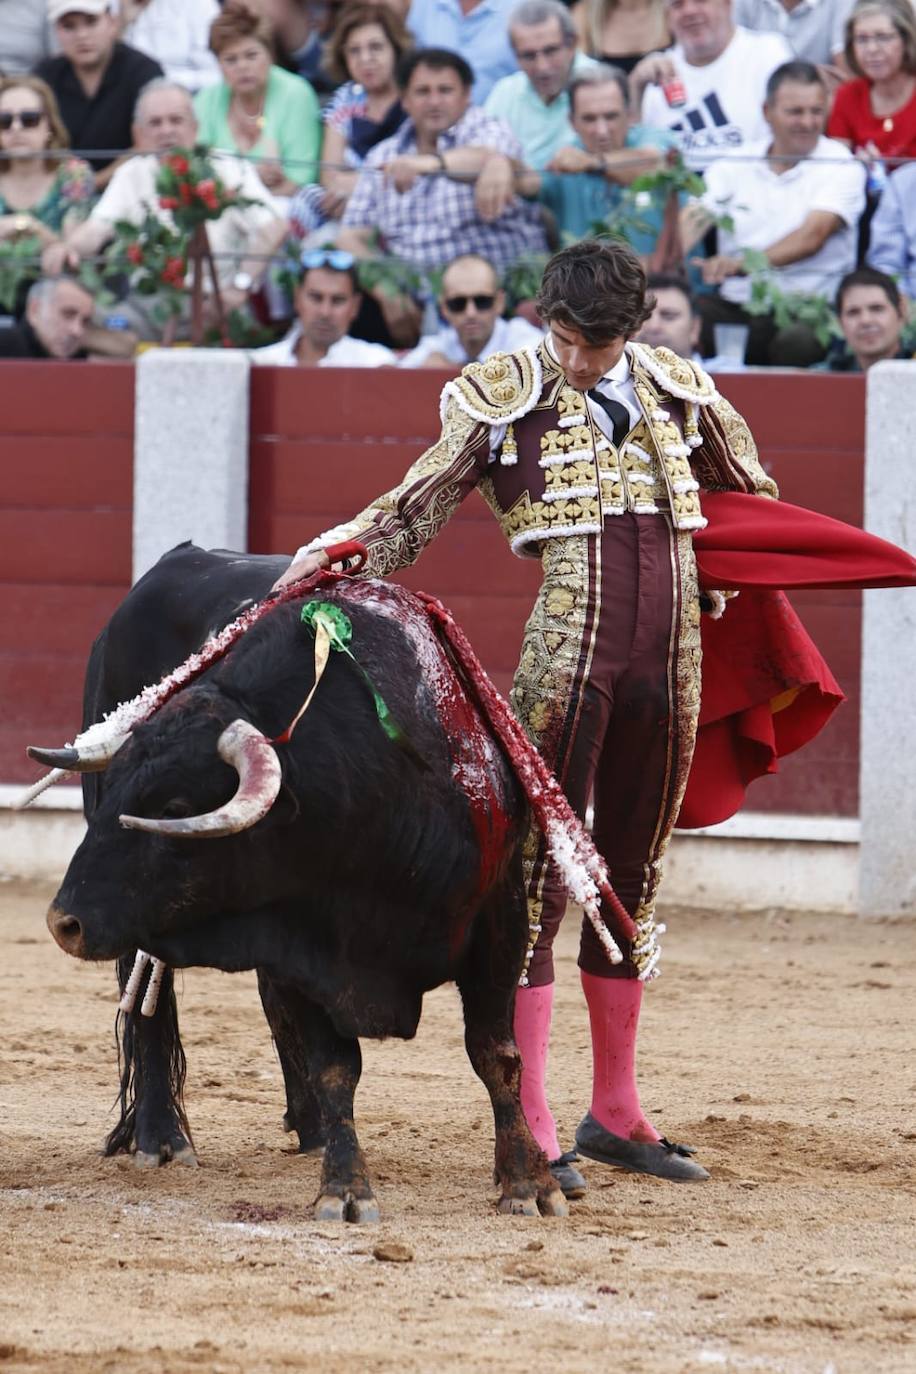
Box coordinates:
[36,544,569,1220]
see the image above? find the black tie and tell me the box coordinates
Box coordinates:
[587,388,631,448]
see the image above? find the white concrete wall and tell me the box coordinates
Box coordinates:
[133,348,251,582]
[859,361,916,917]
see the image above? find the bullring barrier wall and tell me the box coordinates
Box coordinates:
[3,355,907,915]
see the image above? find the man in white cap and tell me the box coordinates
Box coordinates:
[35,1,163,188]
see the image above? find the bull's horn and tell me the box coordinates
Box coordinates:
[27,730,130,772]
[119,719,282,838]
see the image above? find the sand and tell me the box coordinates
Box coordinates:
[1,877,914,1374]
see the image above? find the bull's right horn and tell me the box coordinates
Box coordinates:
[119,719,282,839]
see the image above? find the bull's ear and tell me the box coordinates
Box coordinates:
[160,798,193,821]
[119,720,281,839]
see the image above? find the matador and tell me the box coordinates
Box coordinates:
[276,240,779,1194]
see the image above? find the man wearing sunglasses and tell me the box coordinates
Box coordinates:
[252,249,396,368]
[275,238,777,1195]
[400,253,541,368]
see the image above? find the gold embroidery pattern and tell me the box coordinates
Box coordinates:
[695,395,778,498]
[625,527,702,979]
[510,537,594,974]
[447,348,540,422]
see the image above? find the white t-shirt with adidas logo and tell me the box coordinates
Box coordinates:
[641,26,793,173]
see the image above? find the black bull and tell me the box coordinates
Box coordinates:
[43,544,566,1220]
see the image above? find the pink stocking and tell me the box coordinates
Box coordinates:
[581,970,660,1143]
[513,982,561,1161]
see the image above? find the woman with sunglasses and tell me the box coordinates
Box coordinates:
[828,0,916,162]
[0,76,95,253]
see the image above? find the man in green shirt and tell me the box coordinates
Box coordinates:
[485,0,598,169]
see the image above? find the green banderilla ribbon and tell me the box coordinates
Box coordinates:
[298,601,418,757]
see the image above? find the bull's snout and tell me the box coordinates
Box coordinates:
[47,904,88,958]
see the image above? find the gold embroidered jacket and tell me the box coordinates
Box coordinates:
[303,340,777,577]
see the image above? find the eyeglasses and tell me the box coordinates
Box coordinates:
[853,30,901,46]
[444,293,496,313]
[300,248,356,270]
[515,42,568,63]
[0,110,46,131]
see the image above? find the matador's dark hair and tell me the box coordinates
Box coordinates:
[535,239,653,345]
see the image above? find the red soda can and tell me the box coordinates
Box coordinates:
[662,78,686,108]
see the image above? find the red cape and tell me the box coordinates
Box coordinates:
[678,493,916,829]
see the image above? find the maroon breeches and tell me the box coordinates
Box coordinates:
[511,515,699,985]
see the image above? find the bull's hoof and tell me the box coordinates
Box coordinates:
[314,1192,380,1224]
[497,1195,539,1216]
[133,1140,198,1170]
[538,1186,569,1217]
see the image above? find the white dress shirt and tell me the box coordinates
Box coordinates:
[251,326,396,367]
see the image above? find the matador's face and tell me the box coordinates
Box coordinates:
[548,321,628,391]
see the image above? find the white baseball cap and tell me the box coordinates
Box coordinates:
[48,0,113,23]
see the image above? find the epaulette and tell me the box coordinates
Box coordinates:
[440,345,543,427]
[628,342,719,406]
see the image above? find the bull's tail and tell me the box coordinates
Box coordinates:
[104,956,192,1159]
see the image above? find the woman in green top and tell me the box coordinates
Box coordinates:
[0,76,94,250]
[195,0,321,198]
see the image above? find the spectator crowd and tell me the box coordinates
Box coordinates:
[0,0,915,371]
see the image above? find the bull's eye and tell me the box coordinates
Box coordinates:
[160,798,193,820]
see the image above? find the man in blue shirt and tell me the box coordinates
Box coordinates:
[517,65,671,249]
[407,0,519,102]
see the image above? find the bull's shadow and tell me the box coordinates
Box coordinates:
[38,545,566,1221]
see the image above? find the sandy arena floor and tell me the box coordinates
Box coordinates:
[0,877,914,1374]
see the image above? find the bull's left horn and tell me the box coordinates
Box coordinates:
[119,719,282,838]
[27,730,131,772]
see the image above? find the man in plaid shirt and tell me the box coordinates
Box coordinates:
[338,47,548,345]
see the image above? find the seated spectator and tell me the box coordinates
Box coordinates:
[34,0,164,188]
[517,64,669,244]
[636,270,702,358]
[484,0,598,171]
[249,0,340,98]
[733,0,855,68]
[43,80,286,336]
[406,0,520,103]
[827,0,916,162]
[399,252,542,365]
[816,267,911,371]
[634,0,792,171]
[572,0,671,74]
[252,248,397,365]
[682,61,865,365]
[867,161,916,297]
[337,48,548,345]
[118,0,222,95]
[0,273,93,357]
[2,2,54,74]
[289,2,411,238]
[194,0,321,198]
[0,77,95,259]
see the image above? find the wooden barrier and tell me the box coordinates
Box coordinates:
[0,363,134,785]
[2,361,864,821]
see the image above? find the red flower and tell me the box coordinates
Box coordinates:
[169,155,190,175]
[159,195,179,210]
[126,243,144,265]
[160,255,186,288]
[179,183,193,205]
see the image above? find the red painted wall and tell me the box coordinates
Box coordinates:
[2,361,864,820]
[1,363,134,785]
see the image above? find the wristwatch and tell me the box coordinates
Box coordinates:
[13,213,31,236]
[232,270,254,293]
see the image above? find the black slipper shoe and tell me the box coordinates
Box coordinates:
[549,1149,587,1199]
[574,1112,710,1182]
